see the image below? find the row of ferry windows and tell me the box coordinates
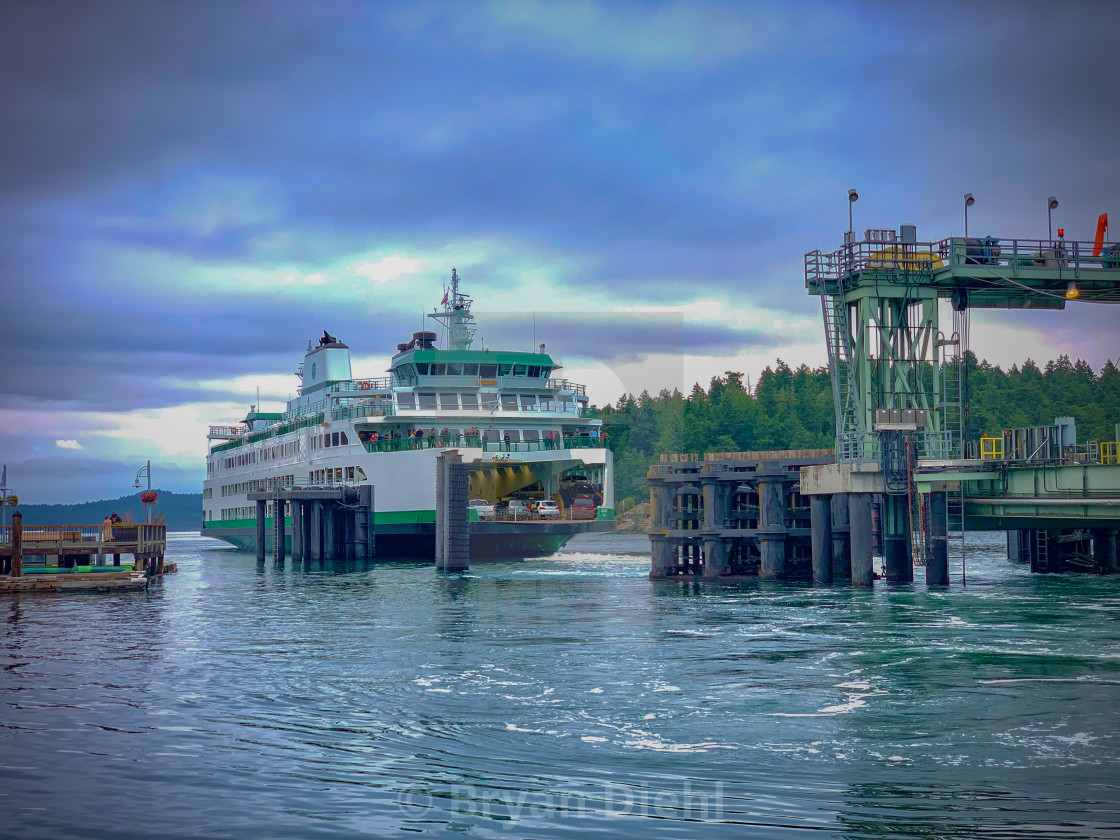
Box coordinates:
[311,431,349,449]
[220,445,294,471]
[397,392,574,411]
[400,362,550,379]
[220,476,295,497]
[308,466,363,485]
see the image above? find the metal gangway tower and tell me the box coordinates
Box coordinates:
[801,223,1120,584]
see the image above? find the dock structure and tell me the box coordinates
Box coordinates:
[0,512,167,592]
[435,450,470,571]
[247,485,375,562]
[801,224,1120,582]
[648,451,834,580]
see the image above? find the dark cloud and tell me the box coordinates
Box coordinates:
[476,311,770,364]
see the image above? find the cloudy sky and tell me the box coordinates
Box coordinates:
[2,0,1118,503]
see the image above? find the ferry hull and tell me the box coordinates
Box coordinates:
[201,520,615,560]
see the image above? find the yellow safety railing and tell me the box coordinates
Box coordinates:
[1103,441,1119,465]
[980,436,1004,460]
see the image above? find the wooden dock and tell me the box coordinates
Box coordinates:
[0,513,171,592]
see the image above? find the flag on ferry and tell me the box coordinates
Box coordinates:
[441,290,449,305]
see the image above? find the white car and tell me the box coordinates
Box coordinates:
[535,500,561,519]
[469,499,495,519]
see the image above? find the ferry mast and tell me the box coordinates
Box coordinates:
[429,268,477,351]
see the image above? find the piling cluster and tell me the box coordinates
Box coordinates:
[647,451,953,586]
[252,485,374,562]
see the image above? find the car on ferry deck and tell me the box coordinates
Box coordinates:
[469,499,496,519]
[536,500,561,519]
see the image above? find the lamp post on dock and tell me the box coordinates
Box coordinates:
[964,193,974,237]
[134,460,152,525]
[1047,196,1059,243]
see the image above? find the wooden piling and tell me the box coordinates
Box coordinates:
[11,512,22,577]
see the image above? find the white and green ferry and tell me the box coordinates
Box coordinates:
[202,270,614,558]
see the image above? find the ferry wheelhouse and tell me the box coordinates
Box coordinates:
[202,270,614,557]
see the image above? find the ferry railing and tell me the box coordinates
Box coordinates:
[333,377,393,392]
[547,379,588,397]
[362,435,484,454]
[332,404,394,421]
[210,413,326,453]
[482,436,607,453]
[359,434,608,454]
[208,425,247,439]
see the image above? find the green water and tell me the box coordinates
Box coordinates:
[1,531,1118,838]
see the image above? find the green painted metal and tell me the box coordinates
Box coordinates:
[392,349,556,367]
[806,231,1120,463]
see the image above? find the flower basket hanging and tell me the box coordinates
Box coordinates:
[140,490,158,504]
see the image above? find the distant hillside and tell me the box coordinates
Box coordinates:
[10,491,202,532]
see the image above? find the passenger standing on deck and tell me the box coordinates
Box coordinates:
[101,515,113,542]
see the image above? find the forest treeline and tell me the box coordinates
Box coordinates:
[595,354,1120,506]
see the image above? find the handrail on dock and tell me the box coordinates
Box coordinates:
[1,516,169,581]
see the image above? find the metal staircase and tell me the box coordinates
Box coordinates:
[821,292,859,460]
[940,333,964,459]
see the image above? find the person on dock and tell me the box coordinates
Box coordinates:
[101,515,114,542]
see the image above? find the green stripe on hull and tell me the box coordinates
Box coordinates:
[203,510,435,533]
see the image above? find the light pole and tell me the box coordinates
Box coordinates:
[964,193,975,238]
[0,464,9,529]
[1047,196,1059,243]
[846,189,859,275]
[134,460,152,525]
